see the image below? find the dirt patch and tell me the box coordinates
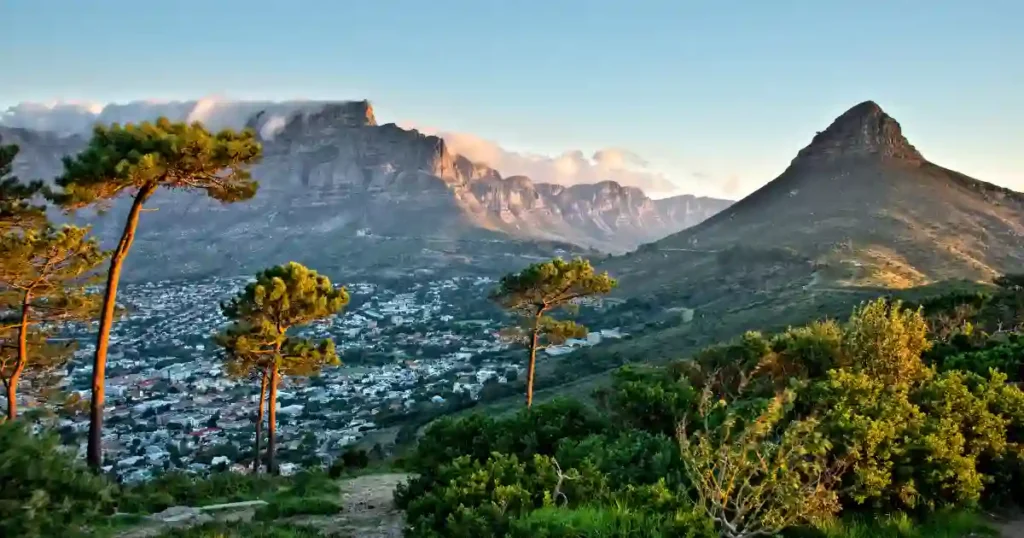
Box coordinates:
[285,472,411,538]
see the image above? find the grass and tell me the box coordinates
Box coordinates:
[788,510,999,538]
[152,521,338,537]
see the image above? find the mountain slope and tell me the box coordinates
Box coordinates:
[622,101,1024,291]
[0,100,730,281]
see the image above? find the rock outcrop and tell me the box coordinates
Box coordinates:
[0,100,731,280]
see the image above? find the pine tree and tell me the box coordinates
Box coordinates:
[0,140,47,234]
[491,257,616,407]
[51,118,262,468]
[216,262,348,473]
[0,225,106,419]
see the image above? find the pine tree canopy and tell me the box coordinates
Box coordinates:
[0,141,48,233]
[51,118,263,209]
[0,225,107,314]
[491,257,617,316]
[218,262,349,375]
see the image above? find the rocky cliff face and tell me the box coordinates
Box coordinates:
[0,100,731,280]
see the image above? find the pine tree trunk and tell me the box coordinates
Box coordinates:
[266,363,280,474]
[253,367,268,473]
[7,293,31,421]
[526,312,542,408]
[88,187,151,470]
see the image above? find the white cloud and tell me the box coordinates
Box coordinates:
[406,124,682,196]
[0,98,737,198]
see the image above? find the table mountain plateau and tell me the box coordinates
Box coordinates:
[0,100,730,281]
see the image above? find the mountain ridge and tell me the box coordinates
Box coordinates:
[0,100,731,281]
[619,100,1024,293]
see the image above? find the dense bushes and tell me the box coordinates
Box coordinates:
[0,421,117,537]
[400,296,1024,537]
[508,506,715,538]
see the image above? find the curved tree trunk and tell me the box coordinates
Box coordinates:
[266,364,280,474]
[88,188,151,470]
[526,313,542,408]
[7,293,30,420]
[253,367,268,473]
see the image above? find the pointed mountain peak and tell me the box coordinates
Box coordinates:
[791,100,924,165]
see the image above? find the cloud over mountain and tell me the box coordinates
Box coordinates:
[1,98,689,196]
[406,125,680,196]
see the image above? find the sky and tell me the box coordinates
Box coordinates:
[1,0,1021,198]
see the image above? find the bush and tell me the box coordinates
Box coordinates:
[328,447,370,478]
[555,431,684,491]
[397,453,608,537]
[153,521,329,537]
[508,506,716,538]
[255,496,340,520]
[118,471,284,513]
[409,398,608,473]
[0,421,117,537]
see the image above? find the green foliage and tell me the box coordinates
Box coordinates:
[555,431,684,491]
[491,257,616,406]
[152,522,330,538]
[118,471,285,513]
[0,224,106,417]
[811,355,1024,510]
[678,389,843,538]
[407,398,608,473]
[398,452,609,538]
[0,421,117,537]
[787,510,998,538]
[0,139,47,233]
[328,447,370,478]
[932,333,1024,381]
[508,505,716,538]
[53,118,262,209]
[845,299,930,385]
[254,496,340,521]
[216,262,349,471]
[600,365,697,437]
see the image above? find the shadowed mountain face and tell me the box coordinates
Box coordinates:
[0,101,730,281]
[619,101,1024,291]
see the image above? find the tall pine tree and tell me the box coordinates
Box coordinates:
[52,118,262,468]
[0,225,106,419]
[216,262,348,472]
[491,257,616,407]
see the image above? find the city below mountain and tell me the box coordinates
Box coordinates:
[0,100,731,281]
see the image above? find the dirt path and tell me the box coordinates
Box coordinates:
[285,472,412,538]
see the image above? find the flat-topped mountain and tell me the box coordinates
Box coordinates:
[632,100,1024,289]
[0,100,730,281]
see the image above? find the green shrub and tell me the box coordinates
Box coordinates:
[397,452,608,537]
[409,398,608,473]
[254,496,340,521]
[118,471,284,513]
[554,431,684,491]
[153,521,330,537]
[602,365,697,436]
[786,510,998,538]
[508,506,715,538]
[0,420,117,537]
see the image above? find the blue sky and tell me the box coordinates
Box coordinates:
[2,0,1021,197]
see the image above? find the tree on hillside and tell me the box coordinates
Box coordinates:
[0,225,106,419]
[51,118,262,468]
[216,262,348,473]
[491,257,616,407]
[0,140,47,234]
